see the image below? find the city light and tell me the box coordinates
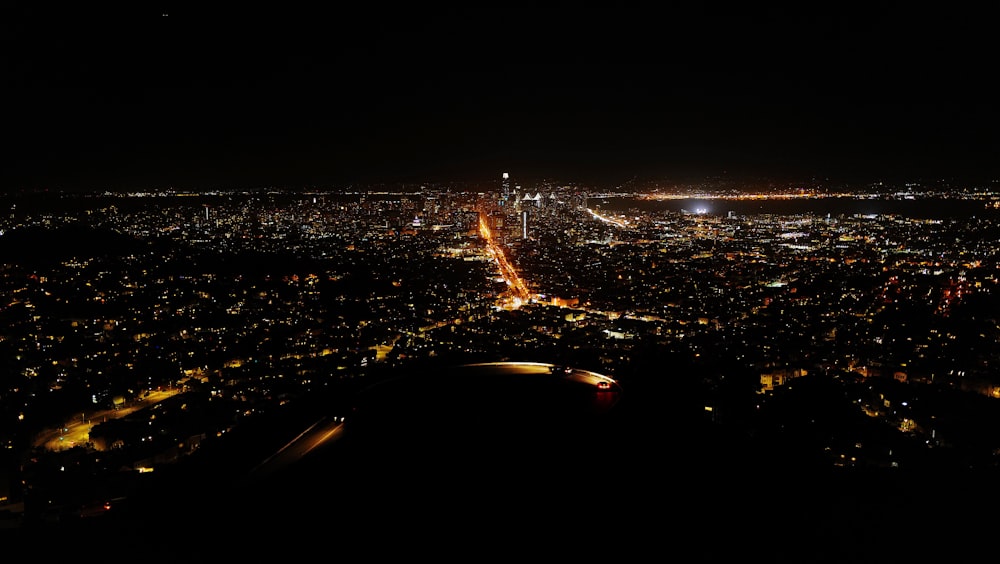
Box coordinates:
[5,178,1000,534]
[479,210,532,308]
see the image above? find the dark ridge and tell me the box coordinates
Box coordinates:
[0,221,336,278]
[0,223,150,265]
[17,360,1000,562]
[175,250,331,278]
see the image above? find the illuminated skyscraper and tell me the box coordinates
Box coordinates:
[500,172,513,207]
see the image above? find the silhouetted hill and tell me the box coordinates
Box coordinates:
[17,361,1000,562]
[0,223,150,265]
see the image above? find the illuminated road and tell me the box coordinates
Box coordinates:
[242,416,346,484]
[478,211,532,308]
[32,389,180,451]
[586,207,628,228]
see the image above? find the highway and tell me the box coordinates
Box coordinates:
[241,415,346,484]
[586,207,629,228]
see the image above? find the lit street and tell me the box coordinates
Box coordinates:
[32,389,180,452]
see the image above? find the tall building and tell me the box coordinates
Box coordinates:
[500,172,512,207]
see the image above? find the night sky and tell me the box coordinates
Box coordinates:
[3,4,998,191]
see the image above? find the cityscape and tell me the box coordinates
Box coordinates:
[4,174,1000,550]
[6,5,1000,559]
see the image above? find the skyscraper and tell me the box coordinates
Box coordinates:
[500,172,512,207]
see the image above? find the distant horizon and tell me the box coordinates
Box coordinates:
[4,170,1000,196]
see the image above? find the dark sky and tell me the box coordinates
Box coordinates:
[3,4,998,191]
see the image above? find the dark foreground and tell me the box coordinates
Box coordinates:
[13,364,1000,562]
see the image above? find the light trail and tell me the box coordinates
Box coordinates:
[586,207,628,228]
[479,211,532,308]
